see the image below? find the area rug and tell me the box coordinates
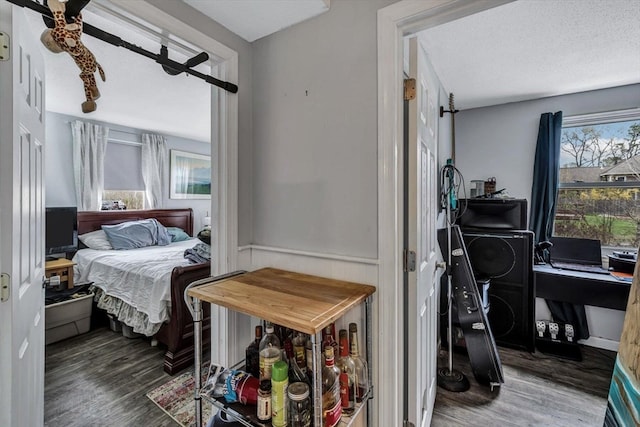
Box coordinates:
[146,370,212,427]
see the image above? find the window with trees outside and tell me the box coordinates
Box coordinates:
[554,108,640,260]
[102,190,145,210]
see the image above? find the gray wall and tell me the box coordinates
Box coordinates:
[147,0,254,246]
[251,0,397,258]
[45,111,213,233]
[455,83,640,346]
[455,84,640,203]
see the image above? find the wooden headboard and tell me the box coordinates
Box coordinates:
[77,208,194,236]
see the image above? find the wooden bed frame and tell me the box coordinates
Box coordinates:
[77,208,211,375]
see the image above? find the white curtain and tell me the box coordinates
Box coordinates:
[71,120,109,211]
[141,133,167,209]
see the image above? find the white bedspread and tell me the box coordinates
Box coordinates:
[73,239,201,327]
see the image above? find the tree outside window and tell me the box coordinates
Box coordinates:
[102,190,145,210]
[555,111,640,252]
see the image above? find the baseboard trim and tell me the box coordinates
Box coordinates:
[579,336,620,352]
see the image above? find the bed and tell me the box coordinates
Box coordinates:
[74,208,211,375]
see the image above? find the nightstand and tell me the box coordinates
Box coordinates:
[45,258,76,289]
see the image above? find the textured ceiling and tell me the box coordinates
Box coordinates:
[36,0,640,140]
[182,0,330,42]
[418,0,640,110]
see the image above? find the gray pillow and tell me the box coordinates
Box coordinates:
[102,219,171,250]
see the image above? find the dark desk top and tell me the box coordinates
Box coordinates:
[534,264,631,310]
[534,264,625,282]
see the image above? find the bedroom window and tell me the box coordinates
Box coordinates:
[554,108,640,252]
[102,190,145,210]
[103,135,146,210]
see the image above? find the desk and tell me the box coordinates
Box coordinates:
[534,264,630,310]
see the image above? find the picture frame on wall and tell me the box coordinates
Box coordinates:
[169,150,211,199]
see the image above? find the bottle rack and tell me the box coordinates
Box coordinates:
[201,362,373,427]
[186,268,376,427]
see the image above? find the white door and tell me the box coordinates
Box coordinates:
[0,3,46,426]
[405,36,439,427]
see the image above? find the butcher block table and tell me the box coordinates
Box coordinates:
[186,267,376,427]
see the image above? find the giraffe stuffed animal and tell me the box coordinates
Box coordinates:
[40,0,105,113]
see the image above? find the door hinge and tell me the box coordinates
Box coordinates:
[1,273,10,302]
[404,78,416,101]
[0,31,9,61]
[404,249,416,272]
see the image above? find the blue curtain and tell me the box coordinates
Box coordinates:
[530,111,563,245]
[530,111,590,340]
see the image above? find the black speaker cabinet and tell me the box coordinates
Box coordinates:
[457,198,528,230]
[462,230,535,352]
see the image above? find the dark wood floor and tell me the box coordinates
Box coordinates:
[45,328,616,426]
[432,344,616,426]
[45,327,178,427]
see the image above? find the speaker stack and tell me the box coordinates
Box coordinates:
[457,198,535,352]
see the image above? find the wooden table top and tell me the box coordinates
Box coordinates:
[187,267,376,335]
[45,258,76,269]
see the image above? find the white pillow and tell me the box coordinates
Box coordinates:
[78,229,113,250]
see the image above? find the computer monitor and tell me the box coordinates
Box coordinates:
[45,206,78,259]
[457,198,528,230]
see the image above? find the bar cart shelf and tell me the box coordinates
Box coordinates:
[187,267,376,427]
[203,385,372,427]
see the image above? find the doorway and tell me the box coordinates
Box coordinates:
[0,1,238,424]
[376,1,511,426]
[106,0,239,284]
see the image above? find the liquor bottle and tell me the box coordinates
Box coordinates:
[259,323,282,381]
[245,325,263,378]
[322,323,339,356]
[285,338,310,385]
[335,329,355,414]
[349,322,369,402]
[322,346,342,427]
[292,331,308,373]
[282,338,296,374]
[275,324,291,345]
[305,336,314,374]
[283,336,295,362]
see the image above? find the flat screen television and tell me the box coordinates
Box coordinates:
[45,207,78,259]
[456,198,528,230]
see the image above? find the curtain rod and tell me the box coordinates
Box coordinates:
[66,120,145,138]
[6,0,238,93]
[65,121,141,145]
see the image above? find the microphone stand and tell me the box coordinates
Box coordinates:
[437,161,470,392]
